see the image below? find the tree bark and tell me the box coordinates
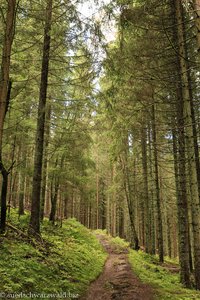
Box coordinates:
[174,0,200,288]
[151,102,164,263]
[192,0,200,52]
[0,167,8,233]
[172,125,191,286]
[18,178,25,216]
[40,102,51,220]
[29,0,53,235]
[0,0,16,149]
[0,0,16,233]
[120,151,139,250]
[148,125,156,255]
[49,178,60,224]
[141,125,150,253]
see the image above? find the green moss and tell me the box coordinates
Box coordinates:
[109,236,130,250]
[94,229,130,253]
[94,229,108,235]
[129,250,200,300]
[0,213,107,299]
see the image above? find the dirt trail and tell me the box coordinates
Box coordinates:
[79,235,154,300]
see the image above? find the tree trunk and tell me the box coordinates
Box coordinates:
[106,193,111,234]
[29,0,53,235]
[0,167,8,233]
[0,0,16,233]
[40,102,51,220]
[120,152,139,250]
[118,205,124,238]
[18,171,25,216]
[172,125,191,286]
[192,0,200,52]
[8,132,17,215]
[174,0,200,289]
[49,179,59,224]
[148,125,156,255]
[151,102,164,263]
[141,125,150,253]
[0,0,16,149]
[96,163,99,229]
[64,195,68,219]
[182,5,200,203]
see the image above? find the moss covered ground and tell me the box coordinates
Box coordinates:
[0,210,107,299]
[129,250,200,300]
[1,215,200,300]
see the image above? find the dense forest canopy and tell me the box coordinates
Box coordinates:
[1,0,200,292]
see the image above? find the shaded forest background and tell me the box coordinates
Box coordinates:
[1,0,200,291]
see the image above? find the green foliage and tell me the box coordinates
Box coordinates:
[0,214,107,299]
[129,250,200,300]
[7,210,29,230]
[94,229,108,235]
[94,229,130,253]
[109,236,130,252]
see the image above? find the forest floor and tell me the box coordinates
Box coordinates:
[0,211,107,299]
[79,234,154,300]
[1,212,200,299]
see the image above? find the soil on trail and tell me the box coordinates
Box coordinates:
[79,235,154,300]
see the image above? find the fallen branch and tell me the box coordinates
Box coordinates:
[6,222,28,239]
[6,222,50,254]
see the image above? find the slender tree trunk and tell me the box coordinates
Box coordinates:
[167,215,172,258]
[112,202,116,237]
[79,193,86,225]
[141,125,150,253]
[0,168,8,233]
[100,181,106,230]
[29,0,53,235]
[18,146,27,216]
[8,132,17,214]
[96,161,99,229]
[49,180,59,224]
[192,0,200,52]
[151,102,164,263]
[106,192,111,234]
[148,126,156,255]
[118,206,124,238]
[120,152,139,250]
[18,171,25,216]
[40,103,51,220]
[64,194,68,219]
[49,155,64,223]
[172,125,191,285]
[11,172,17,208]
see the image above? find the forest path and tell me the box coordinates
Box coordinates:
[79,235,154,300]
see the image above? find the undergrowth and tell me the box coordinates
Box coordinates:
[129,250,200,300]
[0,210,107,299]
[94,229,129,253]
[3,212,200,300]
